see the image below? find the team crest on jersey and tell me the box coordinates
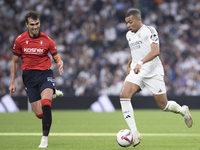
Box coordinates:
[150,34,158,41]
[138,33,141,37]
[40,40,44,46]
[26,41,29,44]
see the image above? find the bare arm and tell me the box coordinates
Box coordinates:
[134,43,160,74]
[53,54,63,75]
[141,43,160,64]
[9,54,20,96]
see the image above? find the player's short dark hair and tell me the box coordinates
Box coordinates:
[126,9,141,18]
[25,11,40,23]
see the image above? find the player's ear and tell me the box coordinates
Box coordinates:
[137,16,141,22]
[25,23,28,28]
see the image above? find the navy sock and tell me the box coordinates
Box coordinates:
[42,105,52,136]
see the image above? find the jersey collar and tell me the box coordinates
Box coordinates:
[136,24,145,33]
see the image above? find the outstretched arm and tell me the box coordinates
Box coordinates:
[9,54,20,96]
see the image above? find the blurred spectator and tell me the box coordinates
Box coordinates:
[1,0,200,96]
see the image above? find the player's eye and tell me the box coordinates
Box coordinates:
[30,22,39,26]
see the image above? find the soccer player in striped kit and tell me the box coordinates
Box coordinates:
[9,11,63,148]
[120,9,193,147]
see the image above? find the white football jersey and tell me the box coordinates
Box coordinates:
[126,24,164,77]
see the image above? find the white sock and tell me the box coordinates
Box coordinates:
[42,136,48,141]
[163,101,185,116]
[120,99,137,133]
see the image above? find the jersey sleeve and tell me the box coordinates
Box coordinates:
[147,26,159,45]
[48,38,58,56]
[13,36,22,57]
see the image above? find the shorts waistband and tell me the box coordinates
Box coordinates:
[23,68,51,72]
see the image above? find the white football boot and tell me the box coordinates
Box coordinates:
[182,105,193,128]
[38,138,48,148]
[132,131,142,147]
[53,89,63,99]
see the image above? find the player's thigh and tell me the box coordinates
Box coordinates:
[22,70,41,102]
[40,69,56,100]
[25,86,41,103]
[120,70,143,98]
[120,81,141,99]
[31,100,42,115]
[153,93,168,110]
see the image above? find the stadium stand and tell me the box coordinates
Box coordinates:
[0,0,200,96]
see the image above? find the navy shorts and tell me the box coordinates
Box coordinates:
[22,69,56,103]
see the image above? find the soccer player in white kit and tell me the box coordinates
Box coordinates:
[120,9,193,147]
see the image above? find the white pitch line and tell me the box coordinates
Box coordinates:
[0,133,199,137]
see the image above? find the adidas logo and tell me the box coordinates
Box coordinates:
[125,115,131,119]
[158,89,162,93]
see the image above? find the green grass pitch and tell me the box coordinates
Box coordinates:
[0,109,199,150]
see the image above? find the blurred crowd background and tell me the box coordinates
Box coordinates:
[0,0,200,97]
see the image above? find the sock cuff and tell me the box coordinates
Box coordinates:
[120,98,131,101]
[36,113,43,119]
[41,99,52,107]
[163,101,169,111]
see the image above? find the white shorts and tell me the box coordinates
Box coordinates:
[124,70,166,95]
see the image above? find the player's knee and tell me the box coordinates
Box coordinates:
[120,92,130,99]
[36,113,43,119]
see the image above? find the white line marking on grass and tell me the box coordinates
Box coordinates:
[0,133,199,137]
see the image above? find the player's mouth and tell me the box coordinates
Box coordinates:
[32,29,39,34]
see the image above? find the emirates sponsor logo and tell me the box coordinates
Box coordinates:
[24,48,44,54]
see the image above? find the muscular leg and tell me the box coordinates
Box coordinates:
[31,88,53,119]
[41,88,53,135]
[38,88,53,148]
[120,81,141,146]
[31,100,43,118]
[153,93,185,115]
[41,88,53,100]
[153,93,193,128]
[120,81,140,99]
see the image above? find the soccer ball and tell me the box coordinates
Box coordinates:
[116,129,134,147]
